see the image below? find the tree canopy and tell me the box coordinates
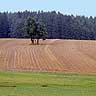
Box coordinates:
[25,17,47,44]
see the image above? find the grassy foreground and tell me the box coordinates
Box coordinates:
[0,72,96,96]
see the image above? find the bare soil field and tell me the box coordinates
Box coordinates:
[0,39,96,74]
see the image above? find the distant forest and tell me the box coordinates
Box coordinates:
[0,10,96,40]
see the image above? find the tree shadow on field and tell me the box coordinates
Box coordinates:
[28,42,61,46]
[19,41,64,47]
[27,39,65,46]
[28,42,63,46]
[28,43,49,47]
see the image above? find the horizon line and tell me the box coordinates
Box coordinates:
[0,10,95,18]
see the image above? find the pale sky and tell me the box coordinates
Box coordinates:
[0,0,95,16]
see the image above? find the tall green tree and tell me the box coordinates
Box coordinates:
[25,17,47,44]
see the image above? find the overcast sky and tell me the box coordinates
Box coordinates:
[0,0,95,16]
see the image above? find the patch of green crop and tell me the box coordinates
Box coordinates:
[0,71,96,96]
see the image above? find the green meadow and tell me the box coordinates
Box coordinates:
[0,71,96,96]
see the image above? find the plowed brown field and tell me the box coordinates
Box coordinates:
[0,39,96,74]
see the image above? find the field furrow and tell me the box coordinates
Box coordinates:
[0,39,96,74]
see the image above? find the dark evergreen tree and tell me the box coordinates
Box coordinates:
[0,12,10,38]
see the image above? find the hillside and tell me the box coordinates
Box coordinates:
[0,39,96,74]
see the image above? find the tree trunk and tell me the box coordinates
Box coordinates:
[31,38,34,44]
[34,39,36,44]
[37,39,39,44]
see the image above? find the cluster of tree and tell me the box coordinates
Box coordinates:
[25,17,47,44]
[0,11,96,40]
[0,12,10,38]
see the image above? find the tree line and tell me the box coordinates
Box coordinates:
[0,10,96,40]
